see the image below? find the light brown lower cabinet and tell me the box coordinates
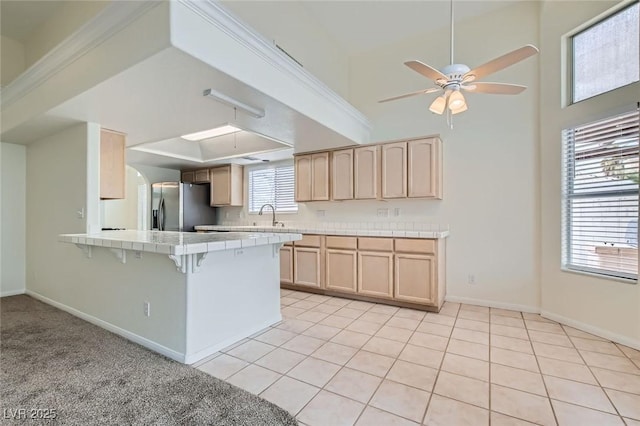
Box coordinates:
[280,245,294,285]
[394,254,436,304]
[293,247,321,288]
[357,251,393,298]
[325,249,357,293]
[281,235,446,311]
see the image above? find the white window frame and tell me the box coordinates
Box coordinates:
[247,160,298,214]
[566,1,640,105]
[561,107,639,283]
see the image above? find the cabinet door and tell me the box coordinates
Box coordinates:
[181,171,195,183]
[294,247,321,288]
[210,166,230,206]
[357,251,393,298]
[408,138,442,199]
[194,169,210,183]
[326,249,357,293]
[311,152,330,201]
[381,142,407,198]
[331,149,353,200]
[295,155,312,201]
[354,146,378,199]
[100,129,125,199]
[280,246,294,285]
[394,254,436,305]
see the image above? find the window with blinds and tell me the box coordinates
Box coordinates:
[248,164,298,213]
[562,108,639,280]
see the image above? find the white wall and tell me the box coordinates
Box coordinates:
[26,124,91,301]
[220,2,541,312]
[101,166,144,230]
[0,143,26,296]
[539,0,640,347]
[0,35,25,86]
[221,0,350,98]
[25,123,187,354]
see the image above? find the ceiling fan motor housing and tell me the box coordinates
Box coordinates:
[440,64,472,83]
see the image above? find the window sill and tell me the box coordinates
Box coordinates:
[561,266,638,285]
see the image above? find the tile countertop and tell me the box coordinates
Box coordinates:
[194,225,449,239]
[59,230,302,255]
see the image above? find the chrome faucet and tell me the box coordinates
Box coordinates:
[258,204,279,227]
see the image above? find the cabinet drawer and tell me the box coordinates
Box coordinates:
[326,236,357,250]
[295,234,322,248]
[395,238,436,254]
[358,237,393,252]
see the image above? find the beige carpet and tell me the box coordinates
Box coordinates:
[0,295,297,425]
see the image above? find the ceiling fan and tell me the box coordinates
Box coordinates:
[379,0,539,118]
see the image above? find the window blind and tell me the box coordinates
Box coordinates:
[248,164,298,213]
[562,109,639,280]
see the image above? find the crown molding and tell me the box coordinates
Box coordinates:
[176,0,371,130]
[0,1,160,108]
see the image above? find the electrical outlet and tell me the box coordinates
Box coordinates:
[234,249,244,257]
[316,210,326,217]
[76,207,85,219]
[377,208,389,218]
[394,208,401,217]
[468,274,476,285]
[134,251,142,259]
[143,301,151,317]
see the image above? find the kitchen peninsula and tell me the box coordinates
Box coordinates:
[57,230,301,364]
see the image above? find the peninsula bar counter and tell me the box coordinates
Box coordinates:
[57,230,301,364]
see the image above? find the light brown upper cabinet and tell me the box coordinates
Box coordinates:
[100,129,126,200]
[181,168,210,184]
[381,142,408,199]
[408,138,442,199]
[354,145,379,199]
[295,155,312,201]
[331,149,353,200]
[210,164,243,206]
[295,153,329,201]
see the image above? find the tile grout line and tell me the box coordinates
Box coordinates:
[420,302,461,425]
[524,313,562,426]
[564,323,628,423]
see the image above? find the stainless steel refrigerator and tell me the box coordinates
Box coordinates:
[151,182,216,231]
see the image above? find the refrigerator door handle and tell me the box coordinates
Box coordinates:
[159,198,165,231]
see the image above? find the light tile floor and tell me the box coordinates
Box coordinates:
[196,290,640,426]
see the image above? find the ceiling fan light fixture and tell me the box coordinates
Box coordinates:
[450,102,468,115]
[448,90,466,111]
[429,95,447,115]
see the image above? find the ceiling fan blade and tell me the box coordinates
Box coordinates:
[379,87,441,103]
[404,60,448,82]
[464,45,539,81]
[462,82,527,95]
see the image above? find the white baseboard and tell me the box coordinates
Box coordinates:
[1,289,26,297]
[184,314,282,365]
[26,290,186,363]
[445,295,540,314]
[540,310,640,352]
